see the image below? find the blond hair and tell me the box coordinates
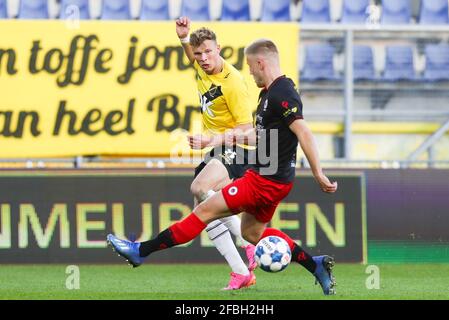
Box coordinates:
[189,27,217,47]
[244,39,279,56]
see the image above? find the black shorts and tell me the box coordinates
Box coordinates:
[194,145,255,180]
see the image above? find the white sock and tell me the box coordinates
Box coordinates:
[206,219,249,276]
[221,215,252,247]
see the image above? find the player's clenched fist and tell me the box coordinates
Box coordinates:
[316,174,338,194]
[176,16,191,39]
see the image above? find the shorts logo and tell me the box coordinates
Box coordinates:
[220,149,237,165]
[228,187,238,196]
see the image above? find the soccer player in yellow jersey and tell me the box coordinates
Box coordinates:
[106,17,256,290]
[174,17,256,290]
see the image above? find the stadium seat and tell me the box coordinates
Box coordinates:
[353,45,376,80]
[18,0,49,19]
[301,0,330,23]
[221,0,250,21]
[301,44,340,81]
[380,0,412,24]
[341,0,370,24]
[383,46,416,81]
[260,0,290,21]
[181,0,210,21]
[0,0,6,18]
[419,0,449,24]
[140,0,169,20]
[423,44,449,81]
[60,0,90,20]
[101,0,131,20]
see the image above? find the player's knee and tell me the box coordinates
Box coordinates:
[190,179,206,200]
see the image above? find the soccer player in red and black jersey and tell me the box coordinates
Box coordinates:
[107,39,337,295]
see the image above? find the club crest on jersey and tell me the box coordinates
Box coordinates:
[228,186,238,196]
[209,86,218,96]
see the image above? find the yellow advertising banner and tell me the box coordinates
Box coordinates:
[0,20,298,157]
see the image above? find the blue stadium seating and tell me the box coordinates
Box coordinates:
[301,0,330,23]
[353,45,376,80]
[60,0,90,20]
[18,0,49,19]
[419,0,449,24]
[101,0,131,20]
[383,46,416,81]
[0,0,6,18]
[181,0,210,21]
[221,0,250,21]
[341,0,370,24]
[302,44,340,81]
[140,0,169,20]
[261,0,290,21]
[381,0,411,24]
[424,44,449,81]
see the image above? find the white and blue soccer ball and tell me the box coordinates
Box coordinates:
[254,236,291,273]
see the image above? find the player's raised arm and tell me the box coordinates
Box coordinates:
[175,16,195,64]
[289,119,338,193]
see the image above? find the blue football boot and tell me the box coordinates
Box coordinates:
[107,234,143,268]
[312,255,336,295]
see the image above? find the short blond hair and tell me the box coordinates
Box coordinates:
[244,39,279,56]
[189,27,217,47]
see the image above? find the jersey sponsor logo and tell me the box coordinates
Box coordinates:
[199,85,224,118]
[228,186,238,196]
[255,115,264,130]
[283,109,292,117]
[199,93,215,117]
[263,99,268,111]
[282,106,298,118]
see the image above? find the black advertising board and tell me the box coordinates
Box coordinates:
[0,170,366,263]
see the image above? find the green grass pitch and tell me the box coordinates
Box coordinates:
[1,263,448,300]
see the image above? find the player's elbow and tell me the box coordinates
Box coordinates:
[296,125,314,146]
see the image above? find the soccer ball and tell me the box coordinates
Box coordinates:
[254,236,291,273]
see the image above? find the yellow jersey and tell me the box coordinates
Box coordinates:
[194,59,253,135]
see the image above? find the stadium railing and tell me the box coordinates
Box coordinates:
[299,23,449,166]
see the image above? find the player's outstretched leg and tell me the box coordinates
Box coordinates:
[256,228,336,295]
[312,255,336,295]
[108,213,204,266]
[107,234,143,268]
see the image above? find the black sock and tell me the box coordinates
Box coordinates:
[139,229,175,258]
[291,244,317,274]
